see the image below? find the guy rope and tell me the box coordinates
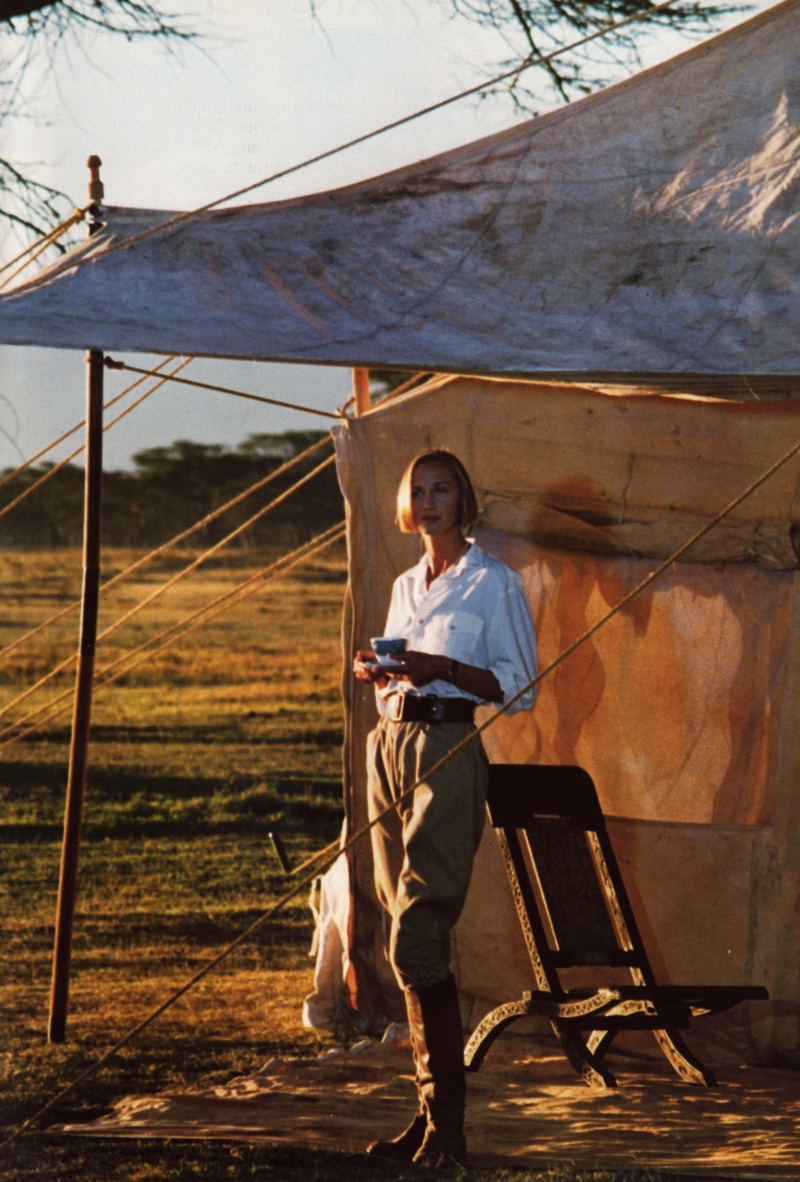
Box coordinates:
[3,426,800,1154]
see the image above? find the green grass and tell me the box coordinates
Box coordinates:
[0,548,673,1182]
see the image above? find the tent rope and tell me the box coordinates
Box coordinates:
[0,355,184,498]
[0,452,338,734]
[0,521,347,754]
[0,205,89,290]
[0,434,334,665]
[0,523,347,1156]
[26,0,686,275]
[89,521,347,692]
[0,369,428,642]
[2,428,799,1154]
[0,357,191,525]
[106,359,347,420]
[297,428,800,876]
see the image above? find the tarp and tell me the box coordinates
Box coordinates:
[327,376,800,1063]
[50,1036,800,1176]
[1,0,799,377]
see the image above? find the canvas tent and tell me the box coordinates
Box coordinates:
[1,0,798,378]
[1,0,799,1063]
[320,376,800,1067]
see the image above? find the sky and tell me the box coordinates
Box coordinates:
[0,0,765,472]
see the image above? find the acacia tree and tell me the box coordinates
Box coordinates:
[436,0,735,108]
[0,1,194,243]
[306,0,735,110]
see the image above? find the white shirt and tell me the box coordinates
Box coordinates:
[378,541,538,716]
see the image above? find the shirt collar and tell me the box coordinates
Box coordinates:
[410,538,481,595]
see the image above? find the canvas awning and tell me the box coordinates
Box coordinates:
[0,0,798,378]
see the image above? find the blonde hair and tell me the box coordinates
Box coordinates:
[395,449,478,534]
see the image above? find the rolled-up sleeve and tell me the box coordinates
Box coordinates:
[486,576,538,715]
[371,546,538,714]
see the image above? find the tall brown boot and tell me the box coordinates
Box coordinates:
[366,991,428,1160]
[409,973,467,1168]
[366,1109,427,1160]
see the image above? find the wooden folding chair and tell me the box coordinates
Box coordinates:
[464,764,768,1089]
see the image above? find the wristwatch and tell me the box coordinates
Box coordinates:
[448,658,459,681]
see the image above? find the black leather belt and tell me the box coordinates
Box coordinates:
[387,694,475,724]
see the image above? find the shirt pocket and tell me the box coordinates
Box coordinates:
[425,611,484,661]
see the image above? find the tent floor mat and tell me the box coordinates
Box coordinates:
[50,1034,800,1177]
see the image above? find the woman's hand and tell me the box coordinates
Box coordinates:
[389,650,448,687]
[353,651,390,686]
[353,649,445,689]
[394,651,504,701]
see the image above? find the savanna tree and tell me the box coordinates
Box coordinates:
[435,0,737,108]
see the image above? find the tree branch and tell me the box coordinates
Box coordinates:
[0,1,197,246]
[445,0,736,112]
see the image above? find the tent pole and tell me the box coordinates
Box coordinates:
[352,367,370,415]
[47,347,104,1042]
[48,159,106,1044]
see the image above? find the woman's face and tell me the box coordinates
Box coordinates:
[410,461,461,538]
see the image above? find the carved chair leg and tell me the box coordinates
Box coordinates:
[463,1000,530,1072]
[586,1028,616,1060]
[553,1025,618,1089]
[653,1027,717,1086]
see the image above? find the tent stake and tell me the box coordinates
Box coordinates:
[48,158,106,1044]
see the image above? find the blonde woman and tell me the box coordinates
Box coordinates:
[354,449,538,1168]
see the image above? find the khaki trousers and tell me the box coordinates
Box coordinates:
[367,716,488,991]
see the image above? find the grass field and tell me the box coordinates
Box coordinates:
[1,547,666,1182]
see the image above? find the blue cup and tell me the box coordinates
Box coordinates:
[370,636,407,664]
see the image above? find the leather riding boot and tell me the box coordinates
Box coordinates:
[409,973,467,1168]
[366,1109,427,1160]
[366,992,428,1160]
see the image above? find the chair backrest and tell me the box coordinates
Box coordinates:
[487,765,654,993]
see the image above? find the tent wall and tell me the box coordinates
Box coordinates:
[331,377,800,1062]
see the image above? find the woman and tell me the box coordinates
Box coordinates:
[353,449,538,1168]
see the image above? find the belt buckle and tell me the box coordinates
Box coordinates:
[429,698,446,722]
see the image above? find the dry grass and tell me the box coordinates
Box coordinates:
[0,546,352,1176]
[0,547,665,1182]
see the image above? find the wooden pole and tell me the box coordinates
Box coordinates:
[352,367,371,416]
[48,159,106,1044]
